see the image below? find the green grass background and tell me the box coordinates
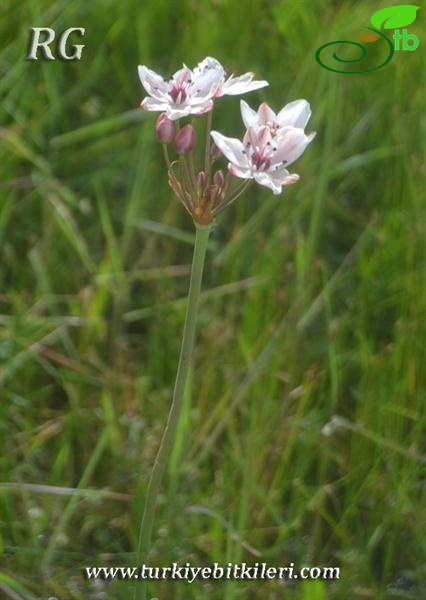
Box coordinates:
[0,0,424,598]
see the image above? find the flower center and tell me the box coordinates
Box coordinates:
[169,83,188,104]
[251,150,271,171]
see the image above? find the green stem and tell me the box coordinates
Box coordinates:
[134,223,212,600]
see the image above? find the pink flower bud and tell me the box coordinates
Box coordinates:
[174,124,196,154]
[213,170,225,189]
[156,113,175,144]
[210,142,221,158]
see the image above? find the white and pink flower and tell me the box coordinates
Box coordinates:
[138,57,268,121]
[240,98,312,133]
[211,120,315,195]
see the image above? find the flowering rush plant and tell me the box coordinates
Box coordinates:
[133,56,315,600]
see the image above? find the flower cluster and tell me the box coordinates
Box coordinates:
[138,57,315,224]
[138,57,268,121]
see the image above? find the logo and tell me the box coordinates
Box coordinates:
[26,27,86,61]
[315,4,420,73]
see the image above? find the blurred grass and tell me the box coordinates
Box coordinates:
[0,0,425,599]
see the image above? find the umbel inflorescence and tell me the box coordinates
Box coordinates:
[138,56,315,224]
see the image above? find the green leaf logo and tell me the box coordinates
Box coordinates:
[370,5,420,29]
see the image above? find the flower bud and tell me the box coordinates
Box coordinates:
[213,170,225,189]
[174,124,196,154]
[210,142,221,159]
[156,113,175,144]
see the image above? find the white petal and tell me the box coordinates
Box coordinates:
[193,56,225,77]
[187,99,214,115]
[191,68,223,100]
[273,127,311,167]
[277,99,311,129]
[141,97,169,112]
[138,66,168,99]
[254,172,282,195]
[269,166,300,186]
[164,106,194,120]
[254,162,301,194]
[210,131,249,169]
[268,166,289,180]
[240,100,259,129]
[281,173,300,185]
[229,165,253,179]
[221,73,269,96]
[168,108,195,120]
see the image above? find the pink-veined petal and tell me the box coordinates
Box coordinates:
[243,125,272,151]
[210,131,249,169]
[257,102,277,126]
[277,99,312,129]
[257,125,272,148]
[172,67,192,86]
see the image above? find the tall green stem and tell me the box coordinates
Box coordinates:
[134,223,211,600]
